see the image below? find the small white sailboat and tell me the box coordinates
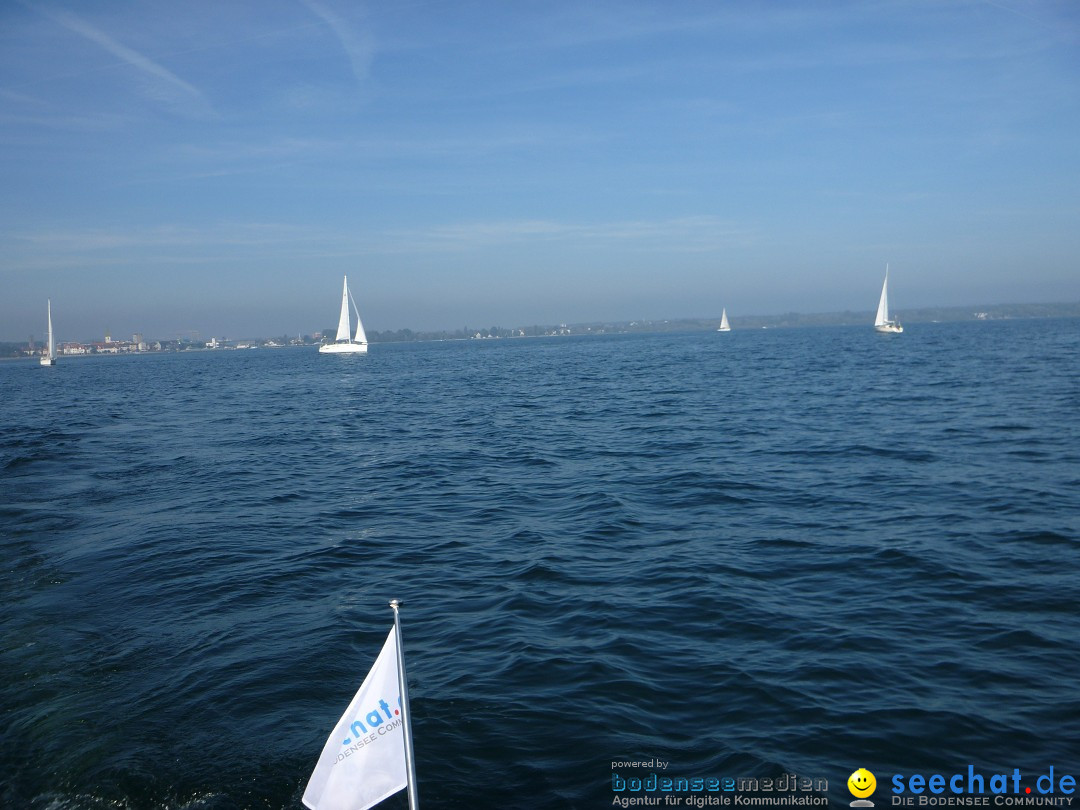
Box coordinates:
[319,275,369,354]
[40,299,57,366]
[717,308,731,332]
[874,265,903,333]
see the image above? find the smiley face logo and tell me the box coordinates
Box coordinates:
[848,768,877,798]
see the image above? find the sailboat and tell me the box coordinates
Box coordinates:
[874,265,903,334]
[319,275,369,354]
[40,299,57,366]
[717,308,731,332]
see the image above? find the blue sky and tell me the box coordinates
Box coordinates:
[1,1,1078,341]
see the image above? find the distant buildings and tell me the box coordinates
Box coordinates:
[19,331,326,358]
[57,336,162,355]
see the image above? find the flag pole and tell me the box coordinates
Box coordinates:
[390,599,420,810]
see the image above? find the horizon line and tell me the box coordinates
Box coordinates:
[3,299,1077,346]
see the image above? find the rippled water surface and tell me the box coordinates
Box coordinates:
[3,320,1079,809]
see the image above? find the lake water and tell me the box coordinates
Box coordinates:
[3,319,1078,809]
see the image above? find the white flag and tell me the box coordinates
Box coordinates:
[303,627,408,810]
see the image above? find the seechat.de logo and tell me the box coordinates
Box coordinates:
[849,768,877,807]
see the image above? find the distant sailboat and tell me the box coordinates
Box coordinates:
[40,299,56,366]
[874,266,903,334]
[319,275,368,354]
[717,308,731,332]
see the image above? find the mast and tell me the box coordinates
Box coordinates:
[390,600,419,810]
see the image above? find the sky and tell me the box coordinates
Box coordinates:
[1,0,1078,341]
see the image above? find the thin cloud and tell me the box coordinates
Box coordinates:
[0,87,48,106]
[980,0,1066,33]
[8,222,324,251]
[0,112,130,132]
[30,4,210,116]
[394,216,758,253]
[0,215,758,274]
[0,222,343,273]
[301,0,375,90]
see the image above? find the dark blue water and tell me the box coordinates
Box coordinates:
[3,320,1079,809]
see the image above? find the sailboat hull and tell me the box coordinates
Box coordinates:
[39,356,56,366]
[318,342,368,354]
[874,323,903,334]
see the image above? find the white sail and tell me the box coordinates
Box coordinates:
[349,286,368,344]
[40,299,56,366]
[47,300,55,359]
[874,265,903,333]
[335,276,352,342]
[718,308,730,332]
[303,627,408,810]
[875,267,890,327]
